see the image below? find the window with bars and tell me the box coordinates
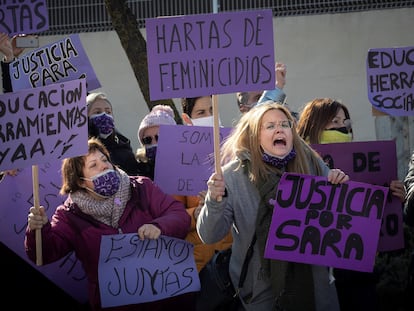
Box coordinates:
[43,0,414,35]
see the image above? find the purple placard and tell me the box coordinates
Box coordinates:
[366,46,414,116]
[10,34,101,92]
[264,173,388,272]
[154,125,231,196]
[0,161,88,303]
[311,140,404,252]
[0,0,49,36]
[0,79,88,171]
[146,10,275,100]
[99,234,199,307]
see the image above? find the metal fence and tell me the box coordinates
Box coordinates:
[44,0,414,35]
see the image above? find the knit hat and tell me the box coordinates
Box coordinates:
[137,105,177,145]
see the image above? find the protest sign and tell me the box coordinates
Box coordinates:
[0,0,49,36]
[264,173,388,272]
[154,124,231,196]
[10,34,101,92]
[99,234,199,307]
[311,140,403,252]
[0,161,88,303]
[0,78,88,171]
[366,46,414,116]
[146,10,275,100]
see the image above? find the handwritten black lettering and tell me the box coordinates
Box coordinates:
[12,37,79,87]
[104,236,191,265]
[181,152,200,165]
[243,16,265,47]
[274,221,364,260]
[106,266,194,298]
[276,174,384,218]
[159,54,272,92]
[353,152,380,173]
[367,47,414,113]
[177,178,194,192]
[155,19,232,54]
[58,252,88,282]
[367,49,414,69]
[371,93,414,111]
[0,1,47,34]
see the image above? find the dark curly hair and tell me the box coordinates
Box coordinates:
[181,95,212,116]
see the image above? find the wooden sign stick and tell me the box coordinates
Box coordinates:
[32,165,43,266]
[212,94,222,202]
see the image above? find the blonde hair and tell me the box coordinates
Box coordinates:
[221,102,324,185]
[86,92,112,115]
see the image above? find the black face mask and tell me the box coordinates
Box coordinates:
[327,126,349,134]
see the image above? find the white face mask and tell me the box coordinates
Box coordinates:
[190,115,222,127]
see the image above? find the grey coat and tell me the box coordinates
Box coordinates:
[197,154,340,311]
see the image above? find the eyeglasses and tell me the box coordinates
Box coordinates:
[142,135,159,145]
[262,120,293,131]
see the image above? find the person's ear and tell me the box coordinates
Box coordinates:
[78,175,90,189]
[78,179,87,189]
[181,113,193,125]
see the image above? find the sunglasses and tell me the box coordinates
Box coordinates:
[142,135,159,145]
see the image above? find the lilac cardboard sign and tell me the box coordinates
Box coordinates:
[146,10,275,100]
[264,173,388,272]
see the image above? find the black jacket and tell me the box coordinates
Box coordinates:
[1,60,12,93]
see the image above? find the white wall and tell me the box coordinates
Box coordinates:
[8,8,414,174]
[271,8,413,144]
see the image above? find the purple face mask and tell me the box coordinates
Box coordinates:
[145,145,158,162]
[90,113,114,138]
[83,169,120,197]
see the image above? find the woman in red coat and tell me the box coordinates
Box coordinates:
[25,137,193,311]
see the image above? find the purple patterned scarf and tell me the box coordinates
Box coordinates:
[262,148,296,169]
